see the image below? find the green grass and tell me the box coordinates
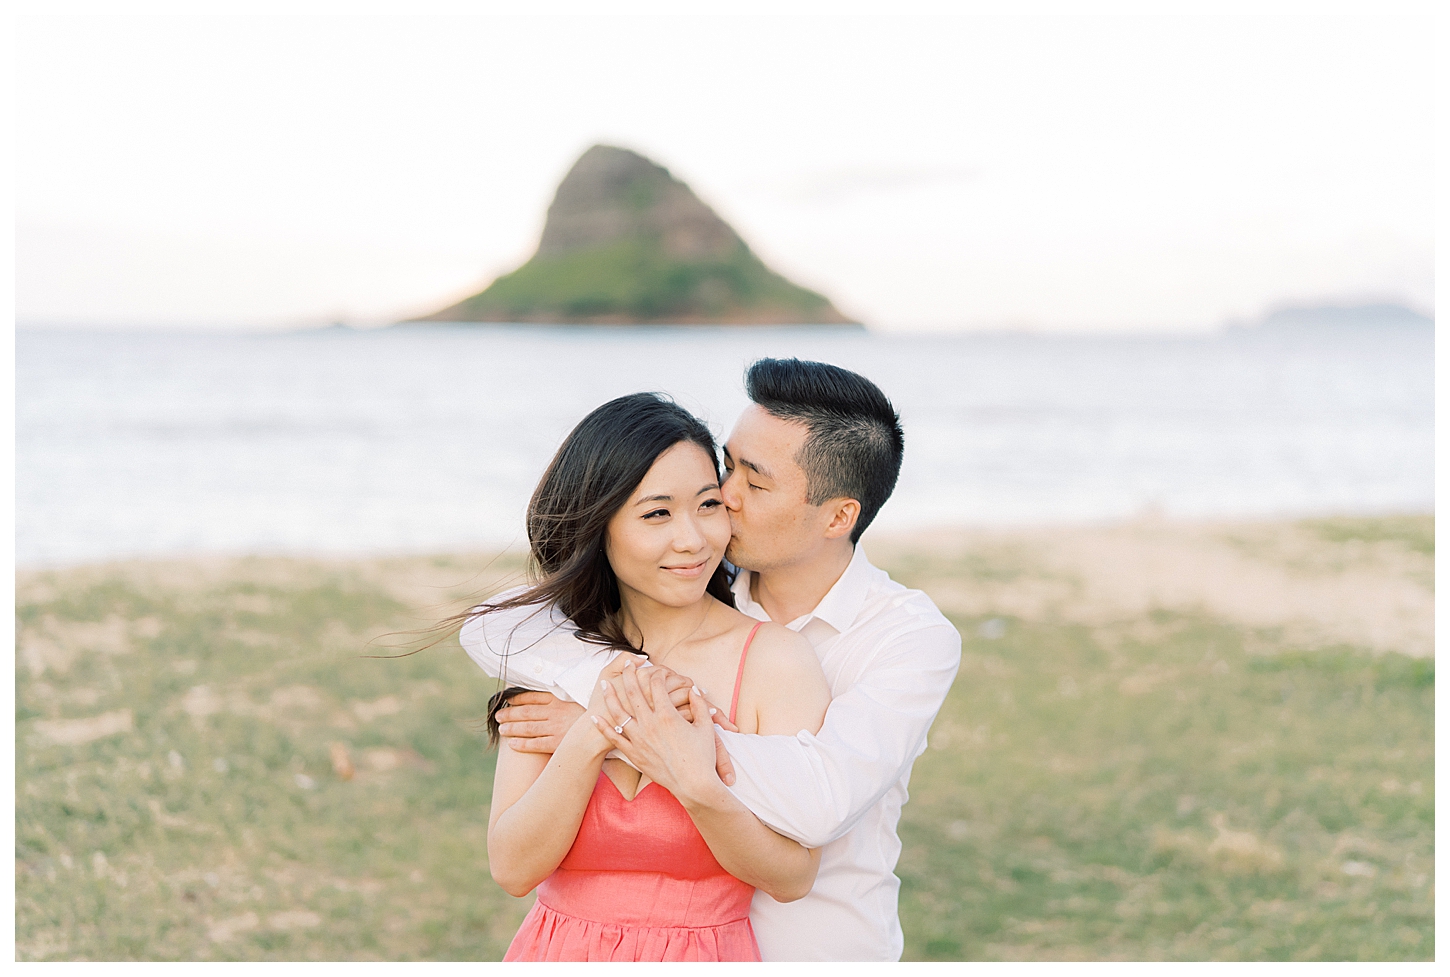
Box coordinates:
[1301,515,1434,556]
[15,525,1435,961]
[16,558,534,960]
[896,613,1433,961]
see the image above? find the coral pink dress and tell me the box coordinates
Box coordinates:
[504,623,764,962]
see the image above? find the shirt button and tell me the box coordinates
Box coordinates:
[533,663,544,675]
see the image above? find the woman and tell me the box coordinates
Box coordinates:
[481,392,831,962]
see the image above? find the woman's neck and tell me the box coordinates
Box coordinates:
[617,590,714,661]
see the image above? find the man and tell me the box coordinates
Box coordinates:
[460,358,961,961]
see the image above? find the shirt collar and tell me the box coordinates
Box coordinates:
[729,543,875,634]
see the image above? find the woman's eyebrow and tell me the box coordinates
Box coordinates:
[695,484,720,496]
[635,493,672,504]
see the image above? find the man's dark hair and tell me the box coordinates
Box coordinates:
[745,358,904,543]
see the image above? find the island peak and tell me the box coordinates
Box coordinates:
[412,144,855,326]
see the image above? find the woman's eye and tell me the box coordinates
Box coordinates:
[701,498,723,510]
[643,508,669,519]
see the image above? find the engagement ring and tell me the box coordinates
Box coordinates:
[614,715,633,734]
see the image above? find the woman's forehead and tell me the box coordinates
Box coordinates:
[638,441,718,484]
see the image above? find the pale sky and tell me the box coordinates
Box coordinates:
[14,12,1435,332]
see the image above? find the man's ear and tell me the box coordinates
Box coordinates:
[822,499,861,541]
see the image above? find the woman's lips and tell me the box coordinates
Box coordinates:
[662,559,708,578]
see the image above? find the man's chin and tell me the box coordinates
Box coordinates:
[724,540,753,572]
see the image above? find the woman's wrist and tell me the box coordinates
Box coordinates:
[674,772,735,815]
[565,711,614,758]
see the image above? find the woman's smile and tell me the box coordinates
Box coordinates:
[662,559,709,578]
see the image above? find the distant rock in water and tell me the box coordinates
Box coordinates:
[1239,302,1433,331]
[414,145,855,326]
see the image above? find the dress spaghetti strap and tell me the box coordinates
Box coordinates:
[728,622,764,727]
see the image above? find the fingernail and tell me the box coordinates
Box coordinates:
[692,685,701,695]
[709,708,717,716]
[590,716,599,724]
[600,681,608,690]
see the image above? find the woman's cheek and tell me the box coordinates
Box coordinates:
[607,524,652,592]
[706,514,731,553]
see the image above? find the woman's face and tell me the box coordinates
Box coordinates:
[605,441,730,610]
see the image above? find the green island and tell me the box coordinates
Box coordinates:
[411,145,854,326]
[15,515,1434,960]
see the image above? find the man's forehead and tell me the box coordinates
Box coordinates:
[726,406,808,468]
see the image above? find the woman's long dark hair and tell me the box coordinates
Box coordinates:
[477,392,734,744]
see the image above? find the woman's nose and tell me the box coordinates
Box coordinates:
[674,514,707,551]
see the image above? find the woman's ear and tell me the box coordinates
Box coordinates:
[822,499,861,541]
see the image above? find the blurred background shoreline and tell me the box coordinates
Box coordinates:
[16,314,1432,570]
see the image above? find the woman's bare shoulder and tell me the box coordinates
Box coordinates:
[736,621,829,735]
[741,622,827,698]
[744,620,817,666]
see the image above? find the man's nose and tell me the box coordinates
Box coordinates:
[720,470,743,512]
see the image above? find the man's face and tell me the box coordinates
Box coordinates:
[720,405,835,572]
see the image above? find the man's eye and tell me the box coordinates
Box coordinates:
[748,483,763,491]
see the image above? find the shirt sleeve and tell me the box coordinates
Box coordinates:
[457,585,615,705]
[717,620,962,849]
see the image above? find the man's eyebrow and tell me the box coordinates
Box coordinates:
[723,447,773,480]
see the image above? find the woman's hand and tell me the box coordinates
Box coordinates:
[586,651,645,710]
[559,650,646,756]
[592,663,723,804]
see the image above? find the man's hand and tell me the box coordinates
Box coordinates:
[714,730,737,787]
[496,691,585,754]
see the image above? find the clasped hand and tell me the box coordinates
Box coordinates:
[591,662,730,804]
[493,651,738,785]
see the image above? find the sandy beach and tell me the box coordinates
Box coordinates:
[15,514,1433,960]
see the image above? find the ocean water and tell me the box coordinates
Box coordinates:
[15,323,1434,568]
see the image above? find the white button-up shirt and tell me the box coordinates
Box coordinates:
[459,545,961,961]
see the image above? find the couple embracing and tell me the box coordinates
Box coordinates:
[460,358,961,961]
